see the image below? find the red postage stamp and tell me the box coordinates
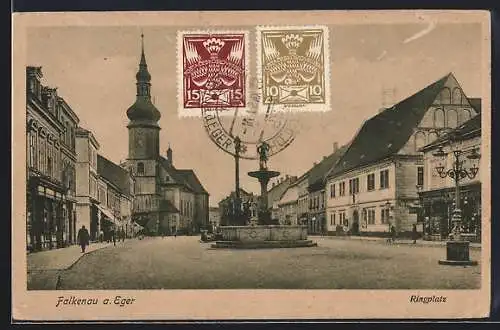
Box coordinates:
[179,31,248,113]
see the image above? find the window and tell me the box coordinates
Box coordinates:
[440,87,451,104]
[428,131,438,144]
[417,166,424,187]
[452,87,462,104]
[381,208,390,224]
[415,131,426,151]
[434,109,445,128]
[447,110,458,128]
[47,156,52,176]
[367,209,375,225]
[330,183,336,198]
[349,178,359,194]
[29,133,37,168]
[367,173,375,191]
[464,109,472,121]
[137,162,145,175]
[380,169,389,189]
[339,181,346,196]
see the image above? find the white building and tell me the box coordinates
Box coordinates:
[277,184,299,225]
[75,127,101,241]
[325,73,480,235]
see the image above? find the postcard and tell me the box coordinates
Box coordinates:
[12,10,491,321]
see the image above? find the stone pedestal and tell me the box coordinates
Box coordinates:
[438,241,478,266]
[211,225,317,249]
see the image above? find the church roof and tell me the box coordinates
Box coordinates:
[126,98,161,123]
[97,154,133,196]
[176,169,209,195]
[328,73,450,178]
[126,34,161,123]
[157,156,208,195]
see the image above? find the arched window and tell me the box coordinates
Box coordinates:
[428,131,439,143]
[415,131,426,151]
[463,108,472,121]
[137,162,145,175]
[440,87,451,104]
[452,87,462,104]
[447,110,458,128]
[434,108,445,128]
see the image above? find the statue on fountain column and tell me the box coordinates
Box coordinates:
[257,141,270,170]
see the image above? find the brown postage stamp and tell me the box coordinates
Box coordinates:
[12,10,491,322]
[257,25,330,113]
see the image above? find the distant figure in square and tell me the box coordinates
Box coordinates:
[77,225,90,253]
[112,229,116,246]
[390,224,397,243]
[412,224,418,244]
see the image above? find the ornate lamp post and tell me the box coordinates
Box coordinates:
[432,136,480,266]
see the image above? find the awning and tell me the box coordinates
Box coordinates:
[97,205,118,224]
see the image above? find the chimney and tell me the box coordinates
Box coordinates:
[333,142,339,152]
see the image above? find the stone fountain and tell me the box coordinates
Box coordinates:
[211,142,317,249]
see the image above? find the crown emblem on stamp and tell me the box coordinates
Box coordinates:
[182,33,246,110]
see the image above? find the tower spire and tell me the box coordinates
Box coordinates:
[135,32,151,97]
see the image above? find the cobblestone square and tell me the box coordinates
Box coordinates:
[54,236,481,290]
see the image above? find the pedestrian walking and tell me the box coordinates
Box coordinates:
[412,224,418,244]
[77,225,90,253]
[390,224,397,243]
[112,229,116,246]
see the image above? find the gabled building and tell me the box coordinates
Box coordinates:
[97,155,135,240]
[277,183,299,225]
[325,73,480,235]
[267,175,298,222]
[121,35,209,236]
[307,143,347,234]
[419,113,482,242]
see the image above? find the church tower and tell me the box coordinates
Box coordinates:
[127,33,161,159]
[126,34,161,231]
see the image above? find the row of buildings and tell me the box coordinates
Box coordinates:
[26,66,137,252]
[26,36,210,252]
[264,73,482,240]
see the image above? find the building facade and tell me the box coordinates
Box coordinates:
[208,207,221,231]
[218,189,259,226]
[325,73,480,236]
[419,114,481,242]
[75,127,101,241]
[122,35,209,236]
[307,143,347,234]
[277,184,299,225]
[26,66,80,252]
[267,175,298,222]
[97,154,135,241]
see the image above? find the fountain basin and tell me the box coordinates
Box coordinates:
[211,225,317,249]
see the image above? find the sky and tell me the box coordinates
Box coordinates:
[26,22,483,205]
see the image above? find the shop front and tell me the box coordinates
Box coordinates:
[27,175,70,252]
[419,182,481,242]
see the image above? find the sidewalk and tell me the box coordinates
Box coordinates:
[27,241,120,290]
[311,235,481,249]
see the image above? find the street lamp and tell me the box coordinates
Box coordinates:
[432,139,480,266]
